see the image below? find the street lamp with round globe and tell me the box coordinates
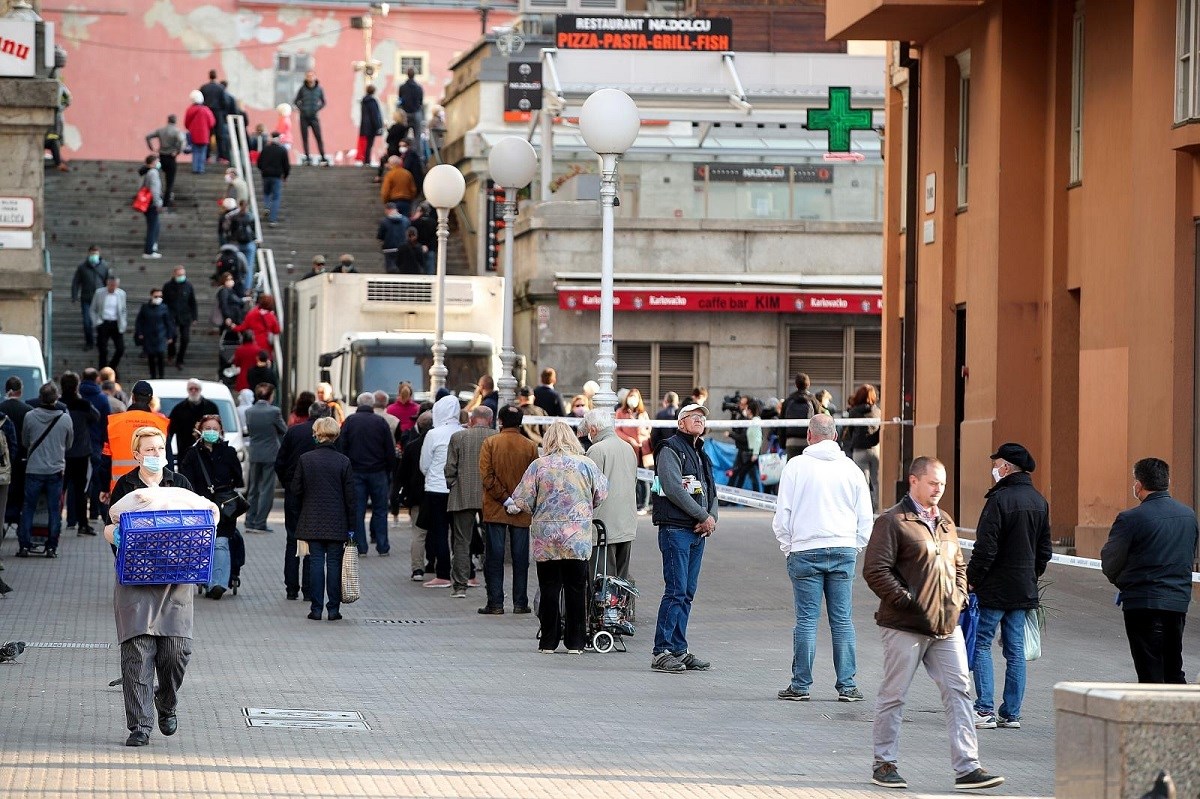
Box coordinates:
[423,164,467,394]
[578,89,640,412]
[487,137,539,408]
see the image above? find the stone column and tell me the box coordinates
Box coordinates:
[0,77,56,336]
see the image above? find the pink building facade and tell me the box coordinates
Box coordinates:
[43,0,511,161]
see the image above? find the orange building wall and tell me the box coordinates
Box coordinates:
[42,1,510,162]
[874,0,1198,556]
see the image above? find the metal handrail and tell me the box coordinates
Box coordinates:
[426,123,475,238]
[226,114,263,247]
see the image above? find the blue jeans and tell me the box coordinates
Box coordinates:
[144,206,159,254]
[353,471,390,555]
[972,606,1027,720]
[424,249,436,275]
[19,472,63,550]
[484,522,529,609]
[653,525,706,655]
[262,177,282,222]
[238,242,257,289]
[191,144,208,173]
[208,537,231,590]
[786,547,859,693]
[307,539,344,615]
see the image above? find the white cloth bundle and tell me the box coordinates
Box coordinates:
[105,487,219,545]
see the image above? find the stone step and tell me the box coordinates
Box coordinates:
[45,160,472,386]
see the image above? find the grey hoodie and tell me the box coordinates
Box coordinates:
[22,405,73,476]
[419,395,463,494]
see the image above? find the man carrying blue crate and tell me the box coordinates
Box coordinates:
[104,425,207,747]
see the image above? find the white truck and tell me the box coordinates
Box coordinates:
[286,272,505,405]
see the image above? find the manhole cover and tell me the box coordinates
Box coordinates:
[363,618,428,625]
[247,718,370,730]
[25,642,112,649]
[243,707,370,730]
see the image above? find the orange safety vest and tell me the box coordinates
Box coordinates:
[102,409,169,490]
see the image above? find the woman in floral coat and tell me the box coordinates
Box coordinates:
[511,421,608,654]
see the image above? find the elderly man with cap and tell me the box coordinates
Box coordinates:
[166,379,218,470]
[331,254,358,274]
[300,254,327,281]
[966,443,1052,730]
[650,402,717,674]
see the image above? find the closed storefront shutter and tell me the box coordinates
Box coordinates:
[616,343,697,402]
[787,325,880,408]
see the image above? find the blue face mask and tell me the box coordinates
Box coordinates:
[201,430,221,444]
[88,254,100,265]
[141,455,164,473]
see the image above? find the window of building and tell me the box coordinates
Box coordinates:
[615,342,698,403]
[1178,0,1200,122]
[274,51,313,108]
[786,326,881,410]
[396,52,428,81]
[1070,2,1085,183]
[955,50,971,210]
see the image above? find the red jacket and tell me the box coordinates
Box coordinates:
[184,104,216,144]
[232,307,280,350]
[232,342,260,392]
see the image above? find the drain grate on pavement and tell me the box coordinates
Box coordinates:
[243,707,370,731]
[25,642,112,649]
[362,618,428,625]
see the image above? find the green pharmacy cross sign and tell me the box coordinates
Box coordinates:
[807,87,873,153]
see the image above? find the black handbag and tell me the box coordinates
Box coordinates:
[195,445,248,520]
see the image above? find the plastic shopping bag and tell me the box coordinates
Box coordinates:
[758,452,787,486]
[959,592,979,670]
[1024,607,1042,661]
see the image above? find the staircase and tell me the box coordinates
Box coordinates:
[44,159,471,383]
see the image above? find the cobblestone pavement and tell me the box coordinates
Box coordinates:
[1,506,1197,799]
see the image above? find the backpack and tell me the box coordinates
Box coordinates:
[230,212,255,245]
[0,414,11,486]
[212,249,240,285]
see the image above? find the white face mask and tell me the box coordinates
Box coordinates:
[626,396,639,409]
[224,280,234,289]
[151,297,163,305]
[991,467,1003,483]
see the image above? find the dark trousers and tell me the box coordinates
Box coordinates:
[81,301,95,348]
[728,450,762,492]
[168,322,191,366]
[64,455,90,528]
[160,154,178,204]
[88,452,104,520]
[1123,608,1188,683]
[144,205,159,254]
[299,114,325,157]
[283,491,310,596]
[426,491,451,579]
[19,471,63,550]
[536,559,589,651]
[96,321,124,371]
[218,522,245,580]
[120,634,191,734]
[146,351,166,379]
[307,539,343,616]
[353,470,390,555]
[484,522,530,609]
[589,540,632,583]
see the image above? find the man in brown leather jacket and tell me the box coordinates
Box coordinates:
[862,456,1005,792]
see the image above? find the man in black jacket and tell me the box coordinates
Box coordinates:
[293,70,329,166]
[166,379,218,469]
[199,70,228,164]
[1101,457,1199,684]
[71,245,109,350]
[965,443,1051,730]
[257,132,290,226]
[276,402,332,600]
[781,373,819,459]
[161,266,198,371]
[341,393,398,556]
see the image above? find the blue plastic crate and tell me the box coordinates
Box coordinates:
[116,509,217,586]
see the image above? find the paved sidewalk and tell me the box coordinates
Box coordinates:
[1,506,1196,799]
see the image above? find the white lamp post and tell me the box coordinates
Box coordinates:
[423,164,467,394]
[487,137,539,408]
[578,89,640,412]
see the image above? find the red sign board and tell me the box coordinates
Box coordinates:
[557,289,882,315]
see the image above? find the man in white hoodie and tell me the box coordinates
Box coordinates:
[419,395,463,588]
[772,413,873,702]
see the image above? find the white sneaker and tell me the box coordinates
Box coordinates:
[974,712,997,729]
[450,588,466,599]
[142,252,162,259]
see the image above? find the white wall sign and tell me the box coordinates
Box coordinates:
[0,231,34,249]
[922,219,935,244]
[924,172,936,214]
[0,20,37,78]
[0,197,34,228]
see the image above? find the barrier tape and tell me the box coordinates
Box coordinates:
[520,416,903,428]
